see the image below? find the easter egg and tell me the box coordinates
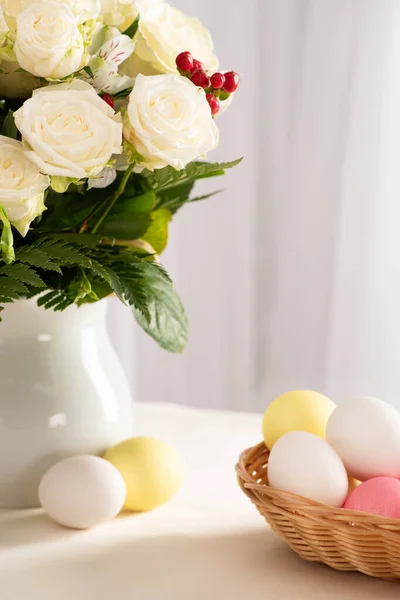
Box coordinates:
[344,477,400,518]
[326,397,400,481]
[267,431,348,506]
[39,456,126,529]
[262,390,336,449]
[348,475,361,493]
[104,437,185,512]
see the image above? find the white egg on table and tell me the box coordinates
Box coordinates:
[39,455,126,529]
[267,431,348,507]
[326,397,400,481]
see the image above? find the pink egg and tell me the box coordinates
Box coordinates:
[344,477,400,518]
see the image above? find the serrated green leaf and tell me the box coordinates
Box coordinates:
[0,277,27,296]
[32,238,92,267]
[133,264,188,353]
[16,247,62,273]
[142,158,243,192]
[0,263,45,287]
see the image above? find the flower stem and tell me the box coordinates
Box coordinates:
[91,163,136,234]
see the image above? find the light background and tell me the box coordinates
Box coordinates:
[109,0,400,411]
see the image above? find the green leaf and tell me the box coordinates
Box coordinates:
[133,264,188,353]
[39,186,109,231]
[1,110,18,139]
[0,206,15,264]
[189,190,223,203]
[31,238,92,268]
[95,189,155,240]
[154,181,194,213]
[123,13,140,38]
[47,232,114,248]
[0,263,45,287]
[142,158,243,192]
[82,65,94,78]
[37,290,74,312]
[16,246,62,273]
[142,208,171,254]
[0,276,28,296]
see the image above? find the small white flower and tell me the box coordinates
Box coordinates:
[87,166,117,189]
[14,1,85,79]
[123,74,219,171]
[87,26,135,94]
[0,135,49,236]
[14,80,123,180]
[122,3,218,77]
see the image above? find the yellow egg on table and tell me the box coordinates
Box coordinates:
[262,390,336,450]
[104,437,185,512]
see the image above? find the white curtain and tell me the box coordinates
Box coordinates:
[109,0,400,412]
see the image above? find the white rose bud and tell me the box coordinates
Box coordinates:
[14,1,85,79]
[123,74,219,171]
[0,136,49,236]
[1,0,100,25]
[122,3,218,77]
[14,80,123,179]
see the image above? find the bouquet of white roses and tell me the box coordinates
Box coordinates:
[0,0,241,352]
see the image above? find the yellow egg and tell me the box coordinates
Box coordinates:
[348,475,361,492]
[104,437,185,512]
[262,390,336,450]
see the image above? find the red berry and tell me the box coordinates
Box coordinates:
[101,93,114,109]
[191,69,209,89]
[192,59,205,72]
[176,51,194,72]
[223,71,239,93]
[206,93,220,116]
[210,72,225,89]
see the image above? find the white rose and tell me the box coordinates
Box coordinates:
[122,3,218,77]
[0,135,49,236]
[14,1,85,79]
[14,80,123,179]
[100,0,162,32]
[0,61,42,99]
[1,0,100,25]
[123,74,219,171]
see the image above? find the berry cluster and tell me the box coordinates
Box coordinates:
[176,51,239,116]
[101,93,115,109]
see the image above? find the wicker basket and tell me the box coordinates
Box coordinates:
[236,442,400,580]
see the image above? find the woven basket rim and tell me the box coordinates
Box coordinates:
[236,441,400,530]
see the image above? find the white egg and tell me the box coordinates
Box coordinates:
[39,455,126,529]
[267,431,348,507]
[326,397,400,481]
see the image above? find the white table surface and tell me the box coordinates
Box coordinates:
[1,403,399,599]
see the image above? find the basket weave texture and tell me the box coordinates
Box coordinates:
[236,442,400,580]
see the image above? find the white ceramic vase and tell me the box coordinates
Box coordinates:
[0,299,134,508]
